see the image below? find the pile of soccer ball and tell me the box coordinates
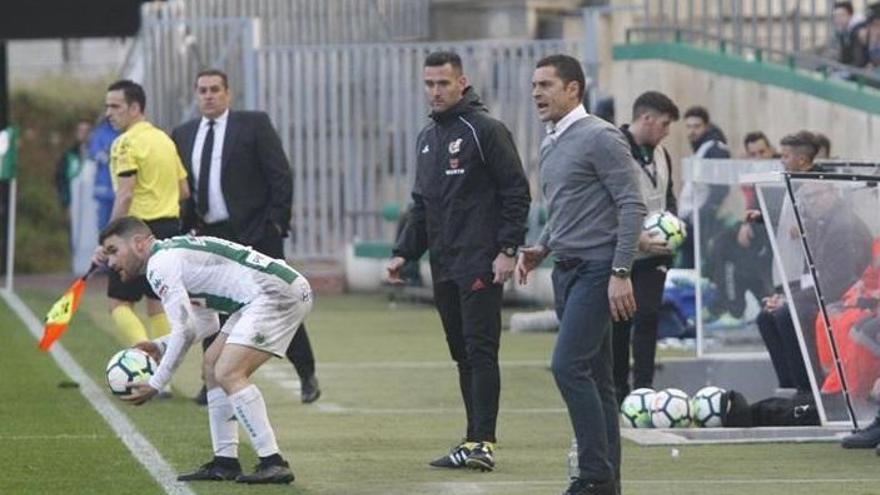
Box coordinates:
[105,348,157,397]
[620,386,727,429]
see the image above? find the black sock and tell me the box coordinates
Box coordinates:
[259,453,285,466]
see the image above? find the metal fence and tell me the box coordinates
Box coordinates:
[637,0,872,54]
[258,39,583,259]
[128,0,432,131]
[175,0,430,44]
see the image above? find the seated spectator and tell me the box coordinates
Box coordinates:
[757,181,872,395]
[832,1,868,67]
[863,3,880,70]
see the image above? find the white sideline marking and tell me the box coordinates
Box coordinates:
[0,433,109,440]
[1,289,195,495]
[314,360,549,370]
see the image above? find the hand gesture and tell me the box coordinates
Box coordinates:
[385,256,406,284]
[493,252,516,285]
[516,245,548,285]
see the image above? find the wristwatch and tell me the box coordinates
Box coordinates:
[500,246,517,258]
[611,266,631,278]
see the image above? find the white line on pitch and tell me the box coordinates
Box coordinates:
[0,433,109,440]
[1,290,195,495]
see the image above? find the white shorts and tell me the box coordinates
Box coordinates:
[221,276,313,357]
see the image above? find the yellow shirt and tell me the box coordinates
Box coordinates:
[110,121,187,221]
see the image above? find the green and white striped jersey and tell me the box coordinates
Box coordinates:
[145,235,303,390]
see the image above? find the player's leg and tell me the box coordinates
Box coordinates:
[177,331,242,482]
[253,226,322,404]
[458,273,503,472]
[429,279,477,469]
[217,278,312,484]
[215,343,293,484]
[630,262,668,391]
[284,324,321,403]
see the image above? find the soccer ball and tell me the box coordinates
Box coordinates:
[691,386,727,427]
[106,348,157,396]
[650,388,692,428]
[643,211,686,251]
[620,388,655,428]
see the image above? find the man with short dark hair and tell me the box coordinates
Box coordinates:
[678,106,730,269]
[94,79,189,348]
[387,51,530,472]
[172,69,322,405]
[612,91,680,402]
[519,54,645,495]
[832,1,868,67]
[100,216,311,484]
[743,131,777,159]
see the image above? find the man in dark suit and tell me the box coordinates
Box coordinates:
[172,68,321,405]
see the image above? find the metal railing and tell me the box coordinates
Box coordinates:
[625,25,880,89]
[638,0,875,55]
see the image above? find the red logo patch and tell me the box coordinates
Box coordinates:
[471,278,486,291]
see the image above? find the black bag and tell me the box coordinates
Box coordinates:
[749,394,820,427]
[721,390,753,427]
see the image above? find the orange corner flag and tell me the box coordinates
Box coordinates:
[38,264,96,351]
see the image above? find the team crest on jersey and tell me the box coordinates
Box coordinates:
[252,333,267,345]
[448,138,462,155]
[148,271,168,297]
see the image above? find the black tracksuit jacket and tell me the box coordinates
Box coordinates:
[393,88,531,283]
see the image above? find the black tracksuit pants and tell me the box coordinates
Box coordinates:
[433,273,503,443]
[612,257,669,402]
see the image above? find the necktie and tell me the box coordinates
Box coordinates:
[197,119,215,216]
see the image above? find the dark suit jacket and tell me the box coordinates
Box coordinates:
[172,110,292,246]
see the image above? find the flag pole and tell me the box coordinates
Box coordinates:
[4,175,15,292]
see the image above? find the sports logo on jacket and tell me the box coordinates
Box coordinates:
[446,138,465,176]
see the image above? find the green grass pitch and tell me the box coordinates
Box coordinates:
[3,284,880,494]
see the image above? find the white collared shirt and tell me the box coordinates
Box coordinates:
[191,109,230,223]
[546,104,588,141]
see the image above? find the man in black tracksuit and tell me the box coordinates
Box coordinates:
[387,51,530,472]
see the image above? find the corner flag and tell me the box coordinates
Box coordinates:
[38,264,97,351]
[0,126,19,181]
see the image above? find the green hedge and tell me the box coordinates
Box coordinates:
[10,75,110,273]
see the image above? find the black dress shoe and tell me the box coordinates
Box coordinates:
[842,417,880,449]
[193,385,208,406]
[236,460,295,484]
[300,375,321,404]
[177,459,242,481]
[562,477,616,495]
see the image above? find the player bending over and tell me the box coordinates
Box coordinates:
[97,216,313,485]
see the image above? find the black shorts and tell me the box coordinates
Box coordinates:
[107,217,180,302]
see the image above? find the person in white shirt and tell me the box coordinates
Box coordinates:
[98,216,313,485]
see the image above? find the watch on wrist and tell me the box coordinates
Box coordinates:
[611,266,631,278]
[501,246,517,258]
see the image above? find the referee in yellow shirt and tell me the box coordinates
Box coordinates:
[93,80,190,346]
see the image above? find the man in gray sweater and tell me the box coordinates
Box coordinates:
[517,54,646,495]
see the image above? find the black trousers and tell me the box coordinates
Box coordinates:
[612,257,669,402]
[433,273,503,443]
[756,289,819,393]
[199,221,316,381]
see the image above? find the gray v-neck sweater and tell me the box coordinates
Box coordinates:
[536,115,646,269]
